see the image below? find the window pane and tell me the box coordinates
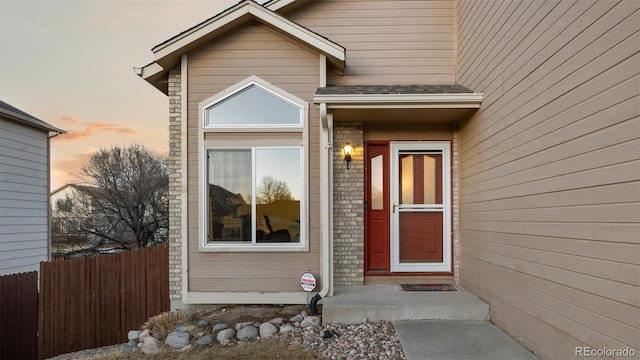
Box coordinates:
[371,154,383,210]
[255,148,301,243]
[206,84,301,126]
[208,150,251,242]
[399,152,442,205]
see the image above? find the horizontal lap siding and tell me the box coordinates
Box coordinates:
[456,1,640,358]
[289,0,455,85]
[187,24,321,293]
[0,118,50,275]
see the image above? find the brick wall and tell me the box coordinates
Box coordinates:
[167,67,182,300]
[332,122,364,285]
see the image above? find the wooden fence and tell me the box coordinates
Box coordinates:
[38,242,169,359]
[0,271,39,360]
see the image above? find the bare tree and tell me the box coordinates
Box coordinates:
[55,145,169,252]
[256,175,292,204]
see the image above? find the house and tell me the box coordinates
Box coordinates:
[0,100,64,275]
[137,0,639,358]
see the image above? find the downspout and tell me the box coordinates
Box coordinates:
[47,131,63,262]
[310,102,331,314]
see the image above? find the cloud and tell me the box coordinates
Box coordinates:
[50,111,80,124]
[52,150,97,188]
[55,122,139,141]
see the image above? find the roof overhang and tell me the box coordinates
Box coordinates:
[314,93,483,109]
[138,0,345,94]
[0,100,65,134]
[314,85,483,123]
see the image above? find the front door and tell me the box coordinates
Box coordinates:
[390,141,451,272]
[365,142,390,272]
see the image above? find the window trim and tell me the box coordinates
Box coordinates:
[197,75,309,252]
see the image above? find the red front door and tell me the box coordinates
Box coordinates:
[365,142,390,272]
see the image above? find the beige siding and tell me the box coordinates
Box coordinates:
[456,0,640,358]
[289,0,455,85]
[186,23,322,293]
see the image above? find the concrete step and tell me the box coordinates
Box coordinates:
[321,285,490,324]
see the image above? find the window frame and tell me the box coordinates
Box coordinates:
[198,76,309,252]
[202,79,305,130]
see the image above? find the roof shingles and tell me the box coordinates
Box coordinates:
[316,84,475,95]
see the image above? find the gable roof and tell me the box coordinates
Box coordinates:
[138,0,344,94]
[0,99,65,133]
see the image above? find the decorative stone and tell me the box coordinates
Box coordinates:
[269,317,286,326]
[140,336,162,355]
[165,331,190,349]
[179,344,192,352]
[259,322,278,338]
[236,325,258,341]
[300,316,321,328]
[235,321,254,331]
[289,314,304,323]
[138,329,151,341]
[174,325,188,332]
[279,324,295,334]
[300,311,308,319]
[213,323,228,331]
[197,319,210,328]
[216,328,236,345]
[121,340,138,353]
[196,334,213,345]
[127,330,141,341]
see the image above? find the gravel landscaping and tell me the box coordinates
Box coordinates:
[47,305,406,359]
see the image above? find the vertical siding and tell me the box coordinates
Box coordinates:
[186,23,322,293]
[0,118,50,275]
[456,1,640,359]
[289,0,455,85]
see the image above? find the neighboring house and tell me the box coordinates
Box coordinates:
[0,100,64,275]
[137,0,639,358]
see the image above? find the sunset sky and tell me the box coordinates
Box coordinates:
[0,0,244,190]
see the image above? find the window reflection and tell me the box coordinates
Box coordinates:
[208,148,301,244]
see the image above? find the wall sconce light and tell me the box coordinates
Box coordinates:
[343,143,353,169]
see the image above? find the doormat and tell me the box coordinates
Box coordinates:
[400,283,457,291]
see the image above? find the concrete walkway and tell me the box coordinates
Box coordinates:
[393,320,538,360]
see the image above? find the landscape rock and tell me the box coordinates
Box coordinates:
[289,314,304,323]
[179,344,192,352]
[174,325,188,332]
[138,329,150,341]
[300,311,308,319]
[212,323,228,331]
[140,336,162,355]
[121,340,138,353]
[216,328,235,344]
[196,334,213,345]
[259,322,278,338]
[165,331,190,349]
[127,330,141,341]
[236,325,258,341]
[279,324,295,334]
[235,321,253,331]
[197,319,210,328]
[300,316,321,328]
[269,317,286,326]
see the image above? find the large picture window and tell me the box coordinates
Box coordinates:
[207,147,303,246]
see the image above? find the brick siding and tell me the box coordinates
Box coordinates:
[167,67,182,299]
[332,122,365,285]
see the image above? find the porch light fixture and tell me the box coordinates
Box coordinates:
[343,143,353,169]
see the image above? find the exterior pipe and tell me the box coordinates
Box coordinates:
[316,102,331,304]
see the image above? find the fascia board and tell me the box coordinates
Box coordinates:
[152,2,344,67]
[313,93,483,108]
[140,62,163,80]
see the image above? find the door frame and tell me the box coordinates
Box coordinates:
[390,141,452,273]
